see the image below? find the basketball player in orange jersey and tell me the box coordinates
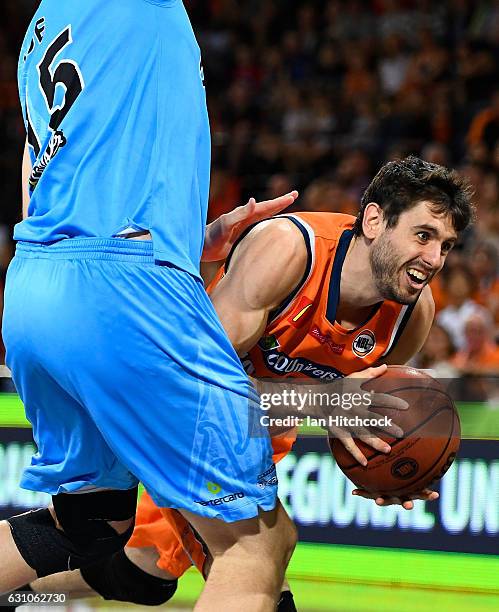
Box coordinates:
[13,157,473,610]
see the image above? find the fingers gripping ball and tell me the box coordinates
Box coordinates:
[329,366,460,497]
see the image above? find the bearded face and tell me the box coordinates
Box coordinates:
[369,230,435,304]
[364,201,458,305]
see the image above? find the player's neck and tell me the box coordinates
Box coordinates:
[340,236,383,308]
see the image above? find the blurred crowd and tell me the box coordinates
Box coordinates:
[0,0,498,388]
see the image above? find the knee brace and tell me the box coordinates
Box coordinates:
[81,548,177,606]
[7,487,137,578]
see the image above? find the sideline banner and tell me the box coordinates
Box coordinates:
[277,437,498,555]
[1,426,498,555]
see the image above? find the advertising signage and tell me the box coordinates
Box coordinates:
[277,437,498,555]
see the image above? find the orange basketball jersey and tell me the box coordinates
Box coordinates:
[216,212,416,380]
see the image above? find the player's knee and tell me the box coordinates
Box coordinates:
[7,487,137,578]
[81,548,177,606]
[277,512,297,567]
[236,508,296,569]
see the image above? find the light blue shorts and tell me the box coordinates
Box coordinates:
[2,238,277,522]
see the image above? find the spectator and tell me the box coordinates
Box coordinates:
[437,266,490,349]
[452,311,499,374]
[414,323,458,377]
[469,241,499,324]
[378,34,409,96]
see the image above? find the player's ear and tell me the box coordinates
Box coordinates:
[362,202,383,239]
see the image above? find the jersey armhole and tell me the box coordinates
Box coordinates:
[266,215,315,325]
[380,300,418,358]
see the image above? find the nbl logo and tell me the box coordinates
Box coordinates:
[352,330,376,357]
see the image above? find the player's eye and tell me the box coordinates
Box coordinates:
[441,242,454,254]
[417,231,429,242]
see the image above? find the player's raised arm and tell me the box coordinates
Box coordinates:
[209,217,307,355]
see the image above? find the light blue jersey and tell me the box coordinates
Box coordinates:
[17,0,210,278]
[6,0,278,522]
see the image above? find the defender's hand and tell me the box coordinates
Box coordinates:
[352,488,439,510]
[202,191,299,262]
[329,364,408,466]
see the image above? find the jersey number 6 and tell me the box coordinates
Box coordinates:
[28,26,84,155]
[38,26,84,130]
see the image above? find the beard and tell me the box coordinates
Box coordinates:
[369,233,422,305]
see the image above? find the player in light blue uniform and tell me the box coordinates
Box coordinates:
[0,1,296,607]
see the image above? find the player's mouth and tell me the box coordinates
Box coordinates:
[405,267,430,290]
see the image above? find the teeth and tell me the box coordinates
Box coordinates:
[407,268,428,281]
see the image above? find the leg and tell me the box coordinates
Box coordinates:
[180,500,297,612]
[4,253,289,607]
[11,547,177,605]
[14,492,186,603]
[0,522,37,592]
[2,488,136,594]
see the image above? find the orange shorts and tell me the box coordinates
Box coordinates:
[128,429,296,577]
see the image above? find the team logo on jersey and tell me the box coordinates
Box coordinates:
[257,465,278,489]
[206,482,222,494]
[288,296,314,328]
[309,325,345,355]
[195,492,245,507]
[262,350,343,379]
[352,330,376,357]
[258,335,280,351]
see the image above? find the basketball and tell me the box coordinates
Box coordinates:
[329,365,461,497]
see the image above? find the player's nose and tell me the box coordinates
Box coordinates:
[422,243,442,269]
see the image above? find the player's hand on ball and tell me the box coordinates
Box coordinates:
[330,364,408,466]
[202,191,299,261]
[352,487,439,510]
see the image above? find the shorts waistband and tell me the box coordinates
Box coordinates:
[15,238,155,263]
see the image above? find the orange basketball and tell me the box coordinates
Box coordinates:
[329,366,460,497]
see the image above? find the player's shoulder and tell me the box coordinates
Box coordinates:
[402,285,435,340]
[217,217,309,311]
[414,285,436,322]
[228,217,308,294]
[239,217,309,260]
[285,211,356,239]
[382,286,435,365]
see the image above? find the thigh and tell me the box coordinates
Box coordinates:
[178,500,294,561]
[128,491,204,578]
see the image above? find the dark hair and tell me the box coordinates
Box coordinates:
[353,156,475,236]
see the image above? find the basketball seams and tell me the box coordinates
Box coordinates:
[335,403,457,471]
[329,366,462,497]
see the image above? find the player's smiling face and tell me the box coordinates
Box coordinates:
[369,201,458,304]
